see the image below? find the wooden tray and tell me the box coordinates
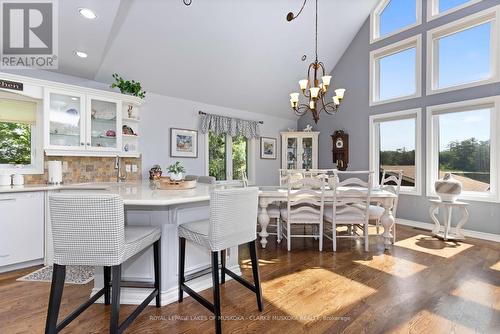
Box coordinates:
[158,177,197,190]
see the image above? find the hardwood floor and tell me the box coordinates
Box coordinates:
[0,225,499,334]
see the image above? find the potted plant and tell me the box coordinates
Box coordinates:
[167,161,186,181]
[110,73,146,99]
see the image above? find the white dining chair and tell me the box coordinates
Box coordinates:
[280,176,326,251]
[324,171,372,252]
[264,169,303,244]
[279,169,304,186]
[369,170,402,243]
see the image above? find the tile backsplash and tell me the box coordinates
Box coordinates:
[24,156,141,184]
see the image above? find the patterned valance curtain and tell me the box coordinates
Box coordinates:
[200,112,260,139]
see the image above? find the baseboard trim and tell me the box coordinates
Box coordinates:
[0,258,44,274]
[91,264,242,306]
[396,219,500,243]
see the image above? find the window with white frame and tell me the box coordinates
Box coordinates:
[427,97,499,201]
[207,131,252,181]
[0,96,42,174]
[370,35,422,105]
[428,0,483,20]
[427,6,500,94]
[371,0,421,42]
[369,109,422,194]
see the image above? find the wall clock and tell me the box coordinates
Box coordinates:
[331,130,349,171]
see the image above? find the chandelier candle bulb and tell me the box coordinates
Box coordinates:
[335,88,346,99]
[310,87,320,98]
[322,75,332,87]
[299,79,309,91]
[310,100,315,109]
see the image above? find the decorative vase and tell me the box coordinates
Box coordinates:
[435,173,462,202]
[170,172,183,181]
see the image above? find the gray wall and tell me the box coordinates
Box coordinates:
[298,0,500,235]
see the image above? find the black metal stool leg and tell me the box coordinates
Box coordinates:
[110,265,122,334]
[211,251,222,334]
[249,241,264,312]
[154,239,161,307]
[178,237,186,303]
[104,266,111,305]
[220,249,226,284]
[45,264,66,334]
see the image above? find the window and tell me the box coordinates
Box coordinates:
[427,97,499,202]
[370,35,422,105]
[371,0,422,42]
[427,6,500,94]
[369,109,422,195]
[0,97,42,174]
[207,131,251,181]
[428,0,483,20]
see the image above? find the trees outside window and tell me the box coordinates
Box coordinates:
[208,131,248,181]
[0,122,32,165]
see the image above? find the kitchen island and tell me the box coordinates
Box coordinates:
[89,182,240,306]
[1,181,240,306]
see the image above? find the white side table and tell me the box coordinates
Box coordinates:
[429,199,469,240]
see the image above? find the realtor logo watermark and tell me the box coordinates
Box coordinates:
[0,0,58,69]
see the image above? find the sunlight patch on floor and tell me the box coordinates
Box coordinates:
[394,234,473,258]
[450,278,500,311]
[354,254,427,278]
[402,309,477,334]
[240,258,280,269]
[261,268,376,325]
[490,261,500,271]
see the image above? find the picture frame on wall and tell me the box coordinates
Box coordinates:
[260,137,277,159]
[170,128,198,158]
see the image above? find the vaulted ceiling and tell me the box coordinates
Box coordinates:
[55,0,378,119]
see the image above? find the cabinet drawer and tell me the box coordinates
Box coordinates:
[0,192,44,267]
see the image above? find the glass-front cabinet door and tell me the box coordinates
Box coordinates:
[302,137,313,169]
[45,90,85,150]
[86,96,121,151]
[286,137,298,169]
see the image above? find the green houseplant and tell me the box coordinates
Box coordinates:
[167,161,186,181]
[110,73,146,99]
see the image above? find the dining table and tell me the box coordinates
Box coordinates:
[257,186,398,250]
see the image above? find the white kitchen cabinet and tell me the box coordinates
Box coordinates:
[281,132,319,170]
[44,89,123,154]
[0,192,44,269]
[86,95,122,152]
[44,89,86,151]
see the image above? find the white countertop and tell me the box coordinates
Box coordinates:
[0,181,212,206]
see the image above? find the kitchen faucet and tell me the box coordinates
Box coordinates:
[115,156,127,183]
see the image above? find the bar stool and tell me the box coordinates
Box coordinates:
[45,194,161,334]
[178,187,263,334]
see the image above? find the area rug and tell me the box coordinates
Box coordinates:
[17,265,95,285]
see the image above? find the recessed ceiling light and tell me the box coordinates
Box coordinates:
[78,8,97,20]
[75,51,88,58]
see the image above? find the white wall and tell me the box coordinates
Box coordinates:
[140,93,297,185]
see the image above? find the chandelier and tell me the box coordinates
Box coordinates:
[287,0,346,123]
